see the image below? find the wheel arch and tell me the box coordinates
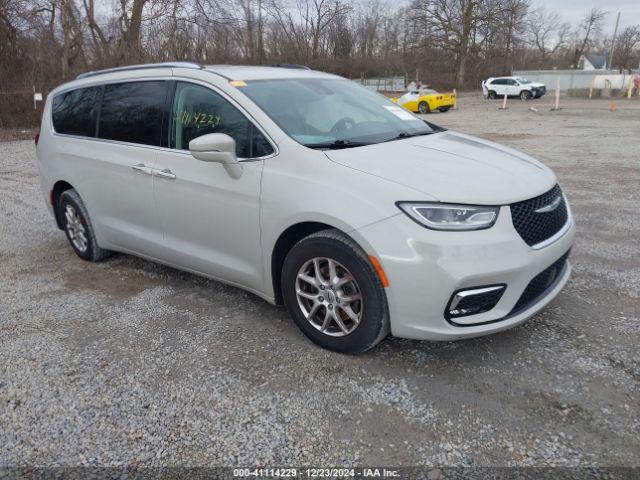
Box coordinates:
[271,221,370,305]
[52,180,74,229]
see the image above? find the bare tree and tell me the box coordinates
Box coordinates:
[265,0,350,61]
[83,0,108,54]
[59,0,87,79]
[3,0,639,129]
[527,7,569,65]
[0,0,21,61]
[117,0,151,63]
[612,25,640,70]
[572,7,608,67]
[412,0,487,88]
[327,4,352,59]
[496,0,528,72]
[354,0,383,58]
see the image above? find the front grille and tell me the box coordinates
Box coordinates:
[510,184,568,246]
[510,250,570,316]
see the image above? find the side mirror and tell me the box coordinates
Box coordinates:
[189,133,238,164]
[189,133,242,178]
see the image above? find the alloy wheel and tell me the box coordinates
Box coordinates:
[64,204,88,252]
[295,257,363,337]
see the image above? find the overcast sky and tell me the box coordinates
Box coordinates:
[534,0,640,29]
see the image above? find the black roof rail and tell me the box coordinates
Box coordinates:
[266,64,311,70]
[76,62,203,80]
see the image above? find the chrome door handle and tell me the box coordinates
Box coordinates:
[154,168,176,180]
[131,163,153,175]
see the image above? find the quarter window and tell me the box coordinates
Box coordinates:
[52,87,100,137]
[98,81,168,146]
[170,82,273,158]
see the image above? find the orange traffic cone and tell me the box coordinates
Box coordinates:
[610,101,617,112]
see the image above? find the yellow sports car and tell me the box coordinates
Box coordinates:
[392,88,456,114]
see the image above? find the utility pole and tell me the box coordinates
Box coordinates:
[608,12,621,70]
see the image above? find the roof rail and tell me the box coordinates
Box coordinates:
[266,64,311,70]
[76,62,203,80]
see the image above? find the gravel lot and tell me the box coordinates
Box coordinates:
[1,94,639,469]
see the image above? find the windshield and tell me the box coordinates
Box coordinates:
[516,77,532,84]
[239,78,436,148]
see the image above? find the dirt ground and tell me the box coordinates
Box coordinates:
[0,128,37,142]
[1,94,639,469]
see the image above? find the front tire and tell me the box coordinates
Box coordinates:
[418,101,430,114]
[520,90,532,100]
[59,189,112,262]
[281,230,389,354]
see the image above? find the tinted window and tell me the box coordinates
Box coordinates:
[98,81,167,146]
[491,79,505,85]
[52,87,100,137]
[170,82,273,158]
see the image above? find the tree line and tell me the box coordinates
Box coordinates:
[1,0,639,127]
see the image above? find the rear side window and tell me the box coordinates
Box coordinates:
[98,81,168,146]
[52,87,100,137]
[170,82,273,158]
[491,79,505,85]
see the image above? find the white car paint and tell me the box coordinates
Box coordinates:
[37,64,574,343]
[325,131,556,205]
[482,76,546,99]
[395,88,438,106]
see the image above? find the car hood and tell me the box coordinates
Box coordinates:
[324,131,556,205]
[530,82,546,88]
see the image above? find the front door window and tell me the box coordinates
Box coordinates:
[170,82,273,158]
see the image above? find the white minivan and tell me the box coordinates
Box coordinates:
[37,63,575,353]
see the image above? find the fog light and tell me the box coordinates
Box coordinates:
[446,285,506,320]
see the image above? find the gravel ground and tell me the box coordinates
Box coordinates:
[1,94,639,468]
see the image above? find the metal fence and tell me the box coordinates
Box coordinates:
[353,76,406,93]
[512,69,639,90]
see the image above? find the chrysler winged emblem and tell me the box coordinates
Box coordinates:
[535,195,562,213]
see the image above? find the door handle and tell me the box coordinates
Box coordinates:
[154,168,176,180]
[131,163,153,175]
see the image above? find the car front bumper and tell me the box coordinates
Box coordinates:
[533,87,546,97]
[354,205,575,341]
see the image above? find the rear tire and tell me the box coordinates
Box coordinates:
[418,101,430,114]
[281,229,389,354]
[488,90,497,99]
[438,106,450,112]
[59,189,112,262]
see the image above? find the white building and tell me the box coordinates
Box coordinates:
[578,54,607,71]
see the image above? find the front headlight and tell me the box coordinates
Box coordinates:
[396,202,499,231]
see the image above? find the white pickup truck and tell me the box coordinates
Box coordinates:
[482,76,546,100]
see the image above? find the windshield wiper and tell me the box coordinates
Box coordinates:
[305,131,436,149]
[383,131,435,143]
[304,139,372,150]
